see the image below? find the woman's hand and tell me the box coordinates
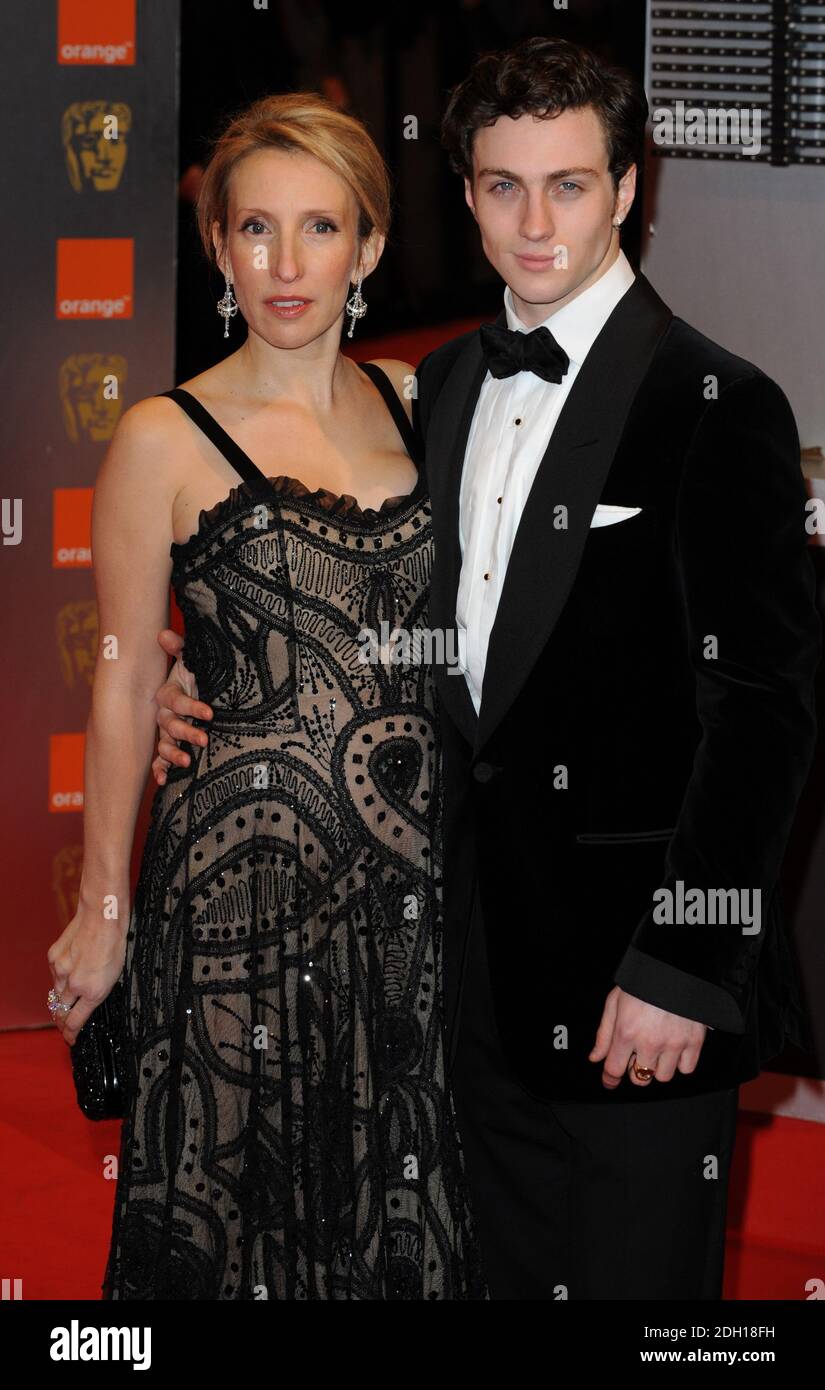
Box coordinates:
[152,628,212,785]
[47,898,129,1046]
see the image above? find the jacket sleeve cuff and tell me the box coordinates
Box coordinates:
[614,944,746,1033]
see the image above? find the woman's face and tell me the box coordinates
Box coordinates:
[214,145,381,347]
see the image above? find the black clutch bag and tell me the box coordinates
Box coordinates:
[70,978,131,1121]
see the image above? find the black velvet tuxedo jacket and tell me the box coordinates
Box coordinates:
[415,271,821,1104]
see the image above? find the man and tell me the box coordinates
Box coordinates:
[152,38,820,1299]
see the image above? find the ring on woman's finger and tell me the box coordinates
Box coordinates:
[47,987,73,1017]
[629,1053,656,1081]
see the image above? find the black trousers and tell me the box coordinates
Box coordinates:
[450,885,740,1300]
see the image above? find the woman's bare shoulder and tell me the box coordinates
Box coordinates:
[110,392,188,446]
[94,393,194,506]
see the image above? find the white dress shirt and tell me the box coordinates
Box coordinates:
[456,249,637,715]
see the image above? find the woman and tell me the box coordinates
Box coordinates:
[47,93,487,1300]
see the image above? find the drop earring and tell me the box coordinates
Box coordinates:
[217,273,238,337]
[345,275,367,338]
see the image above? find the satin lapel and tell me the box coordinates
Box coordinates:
[474,274,673,754]
[426,316,505,748]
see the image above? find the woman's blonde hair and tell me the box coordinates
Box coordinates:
[196,92,392,267]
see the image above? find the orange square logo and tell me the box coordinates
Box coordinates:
[50,734,85,812]
[54,488,93,568]
[58,0,136,65]
[56,239,133,319]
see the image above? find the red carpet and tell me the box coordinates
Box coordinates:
[1,1029,822,1300]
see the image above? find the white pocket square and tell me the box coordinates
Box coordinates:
[590,504,642,528]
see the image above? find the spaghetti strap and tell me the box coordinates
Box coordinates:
[159,387,275,499]
[357,362,423,466]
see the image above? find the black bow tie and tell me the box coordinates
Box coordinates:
[479,322,570,384]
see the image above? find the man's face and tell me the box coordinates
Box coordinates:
[465,105,635,326]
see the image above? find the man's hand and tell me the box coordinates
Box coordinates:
[152,628,213,786]
[589,986,707,1089]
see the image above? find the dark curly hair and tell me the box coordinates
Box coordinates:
[441,36,648,190]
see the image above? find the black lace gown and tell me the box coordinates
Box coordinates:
[101,364,488,1300]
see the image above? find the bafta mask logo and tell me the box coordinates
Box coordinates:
[62,101,131,192]
[59,354,127,443]
[57,601,98,690]
[53,845,84,927]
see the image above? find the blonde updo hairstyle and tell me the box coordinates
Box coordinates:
[196,92,392,272]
